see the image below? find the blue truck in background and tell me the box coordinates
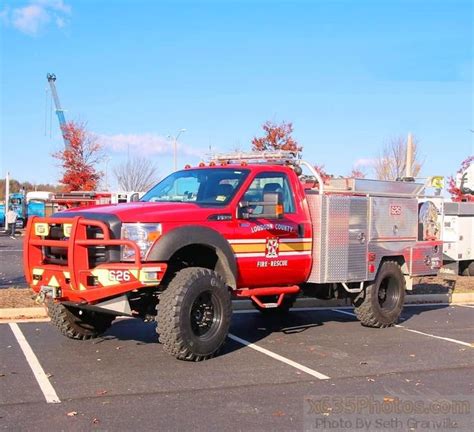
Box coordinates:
[0,193,28,228]
[0,192,52,228]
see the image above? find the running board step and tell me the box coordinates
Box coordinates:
[261,302,278,309]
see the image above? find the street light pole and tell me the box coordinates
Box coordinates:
[171,128,187,171]
[104,156,111,191]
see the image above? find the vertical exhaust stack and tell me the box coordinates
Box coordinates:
[405,133,414,181]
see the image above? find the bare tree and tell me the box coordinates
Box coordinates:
[114,157,159,192]
[374,135,423,180]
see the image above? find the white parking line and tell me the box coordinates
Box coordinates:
[331,309,473,348]
[233,303,462,315]
[331,309,358,318]
[396,326,473,347]
[228,333,330,380]
[457,304,474,309]
[8,323,61,404]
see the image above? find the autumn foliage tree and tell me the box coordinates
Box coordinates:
[448,155,474,202]
[53,122,103,191]
[252,121,301,152]
[313,164,332,184]
[349,168,366,179]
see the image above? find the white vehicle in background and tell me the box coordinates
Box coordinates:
[26,191,55,202]
[111,191,144,204]
[441,160,474,276]
[442,201,474,276]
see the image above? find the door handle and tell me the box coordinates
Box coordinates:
[298,223,304,237]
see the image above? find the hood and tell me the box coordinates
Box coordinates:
[61,202,219,223]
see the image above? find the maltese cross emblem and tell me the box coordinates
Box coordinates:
[265,238,279,258]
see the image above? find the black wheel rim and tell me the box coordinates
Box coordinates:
[377,275,400,312]
[190,291,222,339]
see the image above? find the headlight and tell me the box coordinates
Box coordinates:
[121,223,162,261]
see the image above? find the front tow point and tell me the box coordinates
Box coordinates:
[35,286,62,303]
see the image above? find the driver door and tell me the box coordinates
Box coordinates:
[233,172,311,287]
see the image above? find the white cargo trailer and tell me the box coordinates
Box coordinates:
[442,201,474,276]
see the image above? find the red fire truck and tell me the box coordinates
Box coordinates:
[24,151,443,360]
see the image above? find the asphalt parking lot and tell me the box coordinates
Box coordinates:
[0,233,26,288]
[1,304,473,431]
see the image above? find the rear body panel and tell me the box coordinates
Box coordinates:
[306,190,442,284]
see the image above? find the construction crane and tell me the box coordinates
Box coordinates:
[47,73,70,149]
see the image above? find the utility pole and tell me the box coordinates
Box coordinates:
[4,172,10,231]
[104,156,111,191]
[5,172,10,209]
[405,133,413,178]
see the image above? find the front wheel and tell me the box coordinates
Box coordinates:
[352,261,405,328]
[157,267,232,361]
[47,301,115,340]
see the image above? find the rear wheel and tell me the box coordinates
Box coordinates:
[47,301,115,340]
[157,267,232,361]
[461,261,474,277]
[353,261,405,328]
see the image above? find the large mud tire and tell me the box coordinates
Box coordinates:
[157,267,232,361]
[461,261,474,277]
[47,301,115,340]
[353,261,405,328]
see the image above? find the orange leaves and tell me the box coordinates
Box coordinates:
[349,168,366,179]
[448,155,474,202]
[314,164,332,185]
[252,121,301,152]
[53,121,103,192]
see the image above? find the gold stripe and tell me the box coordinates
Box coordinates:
[232,242,312,254]
[279,243,312,252]
[232,244,266,253]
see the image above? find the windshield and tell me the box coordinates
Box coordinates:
[141,168,250,205]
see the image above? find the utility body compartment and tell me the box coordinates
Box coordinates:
[305,178,443,284]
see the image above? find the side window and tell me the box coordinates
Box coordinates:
[243,173,295,215]
[175,177,200,200]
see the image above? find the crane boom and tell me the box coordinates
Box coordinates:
[47,73,70,149]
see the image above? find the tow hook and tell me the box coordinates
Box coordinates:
[35,286,62,304]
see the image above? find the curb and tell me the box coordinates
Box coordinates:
[0,307,48,320]
[1,293,473,321]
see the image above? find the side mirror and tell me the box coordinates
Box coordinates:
[239,191,284,219]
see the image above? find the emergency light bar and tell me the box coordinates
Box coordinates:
[210,150,299,164]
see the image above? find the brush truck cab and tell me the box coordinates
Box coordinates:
[24,151,443,361]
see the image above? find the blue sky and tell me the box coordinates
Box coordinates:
[1,0,473,189]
